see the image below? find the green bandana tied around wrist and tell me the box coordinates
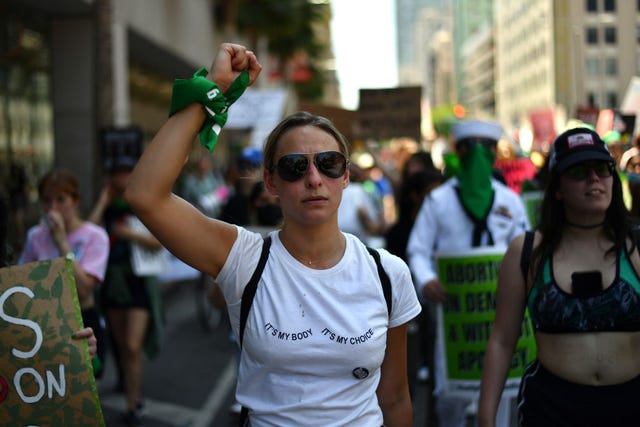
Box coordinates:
[169,67,250,152]
[456,143,495,221]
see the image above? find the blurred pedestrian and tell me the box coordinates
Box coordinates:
[385,168,443,416]
[124,43,421,426]
[180,155,229,218]
[395,151,438,227]
[408,120,530,427]
[402,151,435,181]
[89,156,164,427]
[621,147,640,219]
[479,127,640,426]
[248,180,282,228]
[386,170,443,262]
[365,165,395,233]
[218,146,263,226]
[338,163,385,245]
[603,130,624,169]
[621,147,640,176]
[493,138,537,194]
[18,168,110,377]
[1,181,100,365]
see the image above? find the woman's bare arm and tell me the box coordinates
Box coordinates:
[377,323,412,427]
[124,44,261,276]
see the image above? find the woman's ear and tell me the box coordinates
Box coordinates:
[343,168,350,189]
[264,168,278,196]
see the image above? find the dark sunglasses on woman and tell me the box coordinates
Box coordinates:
[276,151,348,182]
[564,161,614,181]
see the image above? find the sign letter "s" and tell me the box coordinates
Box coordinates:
[0,287,43,359]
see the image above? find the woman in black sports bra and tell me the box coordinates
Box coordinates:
[478,127,640,427]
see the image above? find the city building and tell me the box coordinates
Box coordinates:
[461,25,495,118]
[495,0,639,149]
[1,0,337,254]
[0,0,219,223]
[453,0,494,108]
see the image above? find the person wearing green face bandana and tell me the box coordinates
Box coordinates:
[456,139,500,244]
[407,120,530,427]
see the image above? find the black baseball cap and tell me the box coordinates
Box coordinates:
[548,127,614,174]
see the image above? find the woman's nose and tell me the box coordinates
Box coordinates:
[586,168,601,181]
[304,162,323,185]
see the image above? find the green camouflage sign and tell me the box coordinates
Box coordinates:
[437,247,536,398]
[0,257,104,426]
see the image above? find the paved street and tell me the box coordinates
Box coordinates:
[98,278,241,427]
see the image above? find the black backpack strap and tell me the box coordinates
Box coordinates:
[239,235,272,348]
[520,231,535,281]
[366,246,392,316]
[238,235,271,427]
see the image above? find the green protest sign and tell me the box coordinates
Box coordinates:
[0,257,104,426]
[436,247,536,398]
[521,190,543,230]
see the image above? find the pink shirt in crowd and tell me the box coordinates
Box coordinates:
[19,222,110,282]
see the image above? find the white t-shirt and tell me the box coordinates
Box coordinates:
[216,227,421,427]
[337,182,379,243]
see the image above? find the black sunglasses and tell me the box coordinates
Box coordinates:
[276,151,348,182]
[564,161,614,180]
[455,137,497,149]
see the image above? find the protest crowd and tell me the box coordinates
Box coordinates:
[3,42,640,427]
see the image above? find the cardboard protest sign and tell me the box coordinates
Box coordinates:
[0,257,104,426]
[436,248,536,399]
[358,86,422,142]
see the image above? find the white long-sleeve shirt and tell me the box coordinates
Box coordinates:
[407,176,530,297]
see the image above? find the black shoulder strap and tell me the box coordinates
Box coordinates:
[239,235,271,348]
[366,246,392,316]
[520,231,535,281]
[239,237,274,427]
